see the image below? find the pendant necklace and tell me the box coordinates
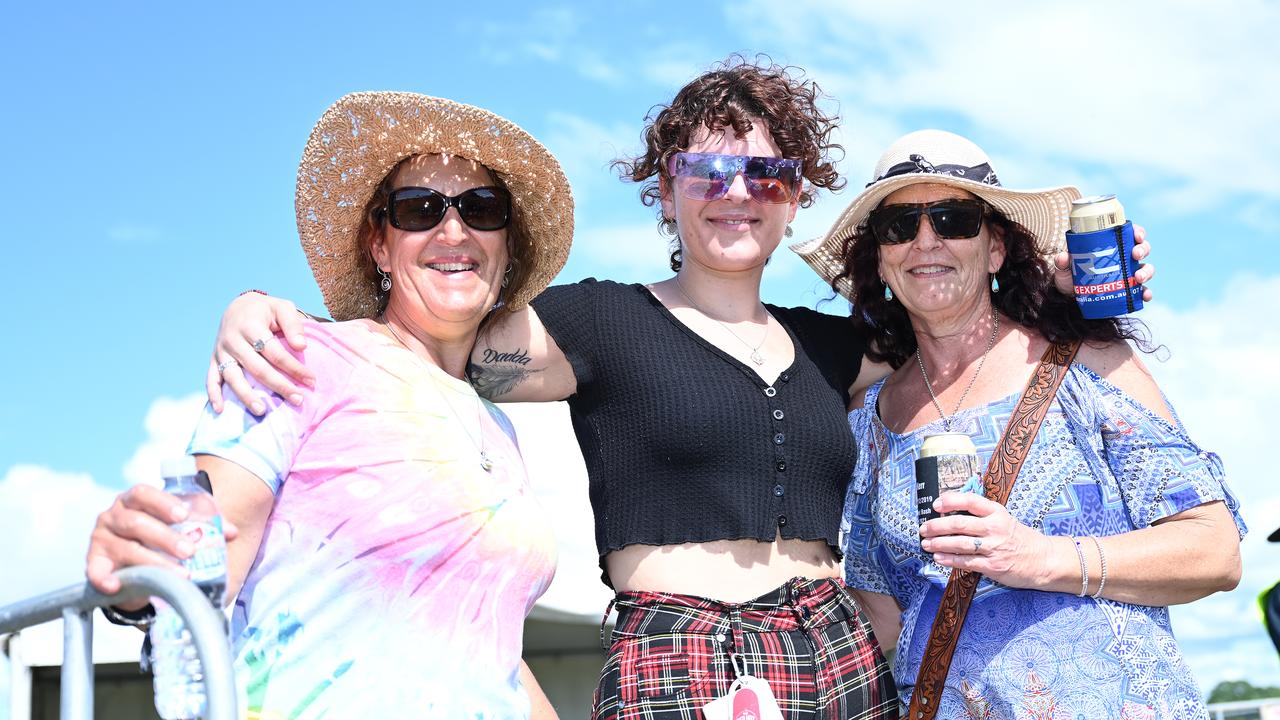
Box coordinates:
[916,309,1000,433]
[383,319,494,472]
[673,276,771,366]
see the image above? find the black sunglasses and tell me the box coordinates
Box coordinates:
[868,199,988,245]
[385,186,511,232]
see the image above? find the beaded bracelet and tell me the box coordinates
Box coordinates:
[1089,536,1108,599]
[238,288,269,297]
[1070,536,1089,597]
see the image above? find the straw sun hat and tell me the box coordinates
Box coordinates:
[790,129,1080,301]
[295,91,574,321]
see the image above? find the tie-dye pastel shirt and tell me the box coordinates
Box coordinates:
[188,319,557,719]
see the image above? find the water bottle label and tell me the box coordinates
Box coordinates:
[175,517,227,584]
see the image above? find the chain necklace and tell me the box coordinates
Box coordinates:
[382,318,494,472]
[672,276,771,366]
[916,309,1000,432]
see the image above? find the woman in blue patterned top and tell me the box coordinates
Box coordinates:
[793,129,1245,718]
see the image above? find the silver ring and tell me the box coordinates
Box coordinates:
[216,358,239,377]
[252,338,268,353]
[973,538,982,552]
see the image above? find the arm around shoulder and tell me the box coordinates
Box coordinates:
[470,304,577,402]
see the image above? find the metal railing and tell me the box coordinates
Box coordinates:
[0,567,237,720]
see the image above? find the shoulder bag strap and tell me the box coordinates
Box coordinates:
[906,340,1081,720]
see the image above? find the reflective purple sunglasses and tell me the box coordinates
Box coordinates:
[669,152,802,204]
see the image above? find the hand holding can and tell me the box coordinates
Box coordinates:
[1065,195,1144,319]
[915,432,983,524]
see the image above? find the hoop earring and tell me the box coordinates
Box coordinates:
[379,268,392,292]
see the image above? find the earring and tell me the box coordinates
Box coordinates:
[503,261,513,288]
[661,217,678,235]
[784,225,794,238]
[883,283,893,301]
[378,268,392,292]
[991,274,1000,292]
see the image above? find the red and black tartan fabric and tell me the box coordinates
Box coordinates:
[592,578,898,720]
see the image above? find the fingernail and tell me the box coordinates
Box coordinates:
[171,504,189,522]
[176,540,195,557]
[252,403,265,414]
[289,393,304,406]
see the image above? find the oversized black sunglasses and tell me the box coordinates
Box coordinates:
[868,199,988,245]
[385,186,511,232]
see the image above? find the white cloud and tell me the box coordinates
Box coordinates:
[120,394,207,488]
[0,465,118,606]
[0,394,206,608]
[478,7,626,87]
[539,112,638,209]
[106,224,162,245]
[1139,274,1280,691]
[734,0,1280,207]
[570,222,670,283]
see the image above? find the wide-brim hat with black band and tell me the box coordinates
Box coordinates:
[790,129,1080,301]
[296,91,574,321]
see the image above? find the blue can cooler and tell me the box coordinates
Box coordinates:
[1065,195,1143,319]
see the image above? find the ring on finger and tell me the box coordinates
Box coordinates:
[216,358,240,377]
[252,337,268,353]
[973,537,982,553]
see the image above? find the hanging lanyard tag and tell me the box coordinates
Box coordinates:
[701,654,784,720]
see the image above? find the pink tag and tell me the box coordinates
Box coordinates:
[701,676,784,720]
[732,687,761,720]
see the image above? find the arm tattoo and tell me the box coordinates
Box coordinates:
[467,347,543,400]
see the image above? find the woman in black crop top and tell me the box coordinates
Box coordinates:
[203,57,1151,720]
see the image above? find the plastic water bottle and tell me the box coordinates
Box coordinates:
[149,456,227,720]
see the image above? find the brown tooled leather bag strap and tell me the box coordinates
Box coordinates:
[906,340,1081,720]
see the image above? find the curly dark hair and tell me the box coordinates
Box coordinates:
[612,54,843,269]
[834,200,1151,369]
[355,155,534,331]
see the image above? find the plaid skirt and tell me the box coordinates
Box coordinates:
[593,577,898,720]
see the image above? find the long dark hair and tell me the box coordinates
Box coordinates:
[833,202,1152,368]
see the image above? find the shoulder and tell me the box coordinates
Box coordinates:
[1073,340,1173,423]
[534,278,636,305]
[773,304,865,362]
[293,319,382,379]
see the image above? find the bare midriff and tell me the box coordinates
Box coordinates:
[606,534,841,603]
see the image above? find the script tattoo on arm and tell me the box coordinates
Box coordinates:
[467,347,543,400]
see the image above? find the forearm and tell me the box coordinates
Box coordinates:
[849,588,901,653]
[521,660,559,720]
[1035,501,1240,605]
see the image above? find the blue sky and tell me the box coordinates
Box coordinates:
[2,0,1278,701]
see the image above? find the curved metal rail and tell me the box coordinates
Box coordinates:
[0,566,236,720]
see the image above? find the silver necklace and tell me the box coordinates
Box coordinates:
[916,310,1000,432]
[672,276,771,366]
[383,319,494,472]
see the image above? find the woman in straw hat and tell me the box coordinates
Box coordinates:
[794,128,1245,718]
[84,92,572,718]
